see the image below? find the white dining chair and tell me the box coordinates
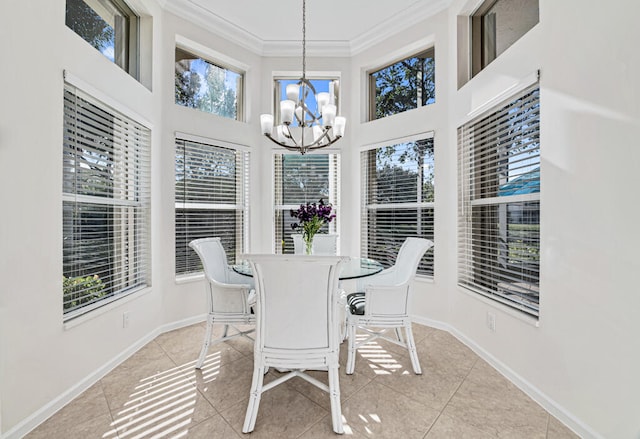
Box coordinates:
[241,254,348,434]
[189,238,255,370]
[292,233,338,255]
[345,237,434,375]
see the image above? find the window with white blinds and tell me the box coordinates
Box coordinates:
[62,82,151,320]
[274,153,340,254]
[361,136,434,275]
[458,84,540,317]
[175,137,249,275]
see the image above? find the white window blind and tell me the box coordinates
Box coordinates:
[458,84,540,317]
[175,137,249,275]
[360,136,434,275]
[273,153,340,254]
[62,82,151,320]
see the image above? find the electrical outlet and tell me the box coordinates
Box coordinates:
[123,311,130,328]
[486,312,496,332]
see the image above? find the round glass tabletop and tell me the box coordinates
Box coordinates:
[232,257,384,280]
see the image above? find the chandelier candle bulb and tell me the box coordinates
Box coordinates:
[281,100,295,124]
[286,84,300,101]
[322,104,336,127]
[260,114,274,134]
[317,92,330,113]
[333,116,346,137]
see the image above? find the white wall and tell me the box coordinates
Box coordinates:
[443,0,639,437]
[1,0,639,438]
[0,0,166,435]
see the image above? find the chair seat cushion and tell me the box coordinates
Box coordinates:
[346,292,365,315]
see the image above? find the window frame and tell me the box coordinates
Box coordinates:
[174,45,245,121]
[470,0,539,78]
[360,133,435,276]
[457,81,540,317]
[62,77,151,321]
[272,75,341,127]
[273,151,340,254]
[174,134,250,277]
[368,47,436,121]
[65,0,140,78]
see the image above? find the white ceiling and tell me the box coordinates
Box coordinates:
[162,0,450,56]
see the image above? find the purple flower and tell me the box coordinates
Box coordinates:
[290,199,336,239]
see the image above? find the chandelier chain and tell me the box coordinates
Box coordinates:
[302,0,306,80]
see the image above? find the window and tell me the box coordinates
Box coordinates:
[272,77,340,126]
[274,153,340,254]
[471,0,539,76]
[369,48,435,120]
[62,82,150,319]
[65,0,139,77]
[361,136,435,275]
[458,83,540,316]
[175,47,244,120]
[175,137,249,275]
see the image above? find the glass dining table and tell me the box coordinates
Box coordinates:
[232,257,384,280]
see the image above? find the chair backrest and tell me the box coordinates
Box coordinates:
[189,237,230,283]
[392,237,434,284]
[292,234,338,255]
[245,255,347,352]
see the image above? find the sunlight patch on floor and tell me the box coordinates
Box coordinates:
[107,351,222,438]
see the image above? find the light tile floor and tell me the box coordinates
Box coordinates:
[27,323,580,438]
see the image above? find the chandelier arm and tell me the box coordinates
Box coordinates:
[282,124,300,147]
[308,134,342,151]
[264,134,303,151]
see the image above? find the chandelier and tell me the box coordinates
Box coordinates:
[259,0,346,155]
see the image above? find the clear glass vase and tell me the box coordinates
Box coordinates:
[303,234,314,255]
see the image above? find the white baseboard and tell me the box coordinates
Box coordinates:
[1,314,206,439]
[411,315,601,439]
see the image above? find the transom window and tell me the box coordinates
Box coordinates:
[62,81,151,320]
[273,77,340,127]
[65,0,139,77]
[175,47,244,120]
[175,137,249,276]
[274,153,340,254]
[458,83,540,316]
[361,136,435,275]
[471,0,539,77]
[369,48,435,120]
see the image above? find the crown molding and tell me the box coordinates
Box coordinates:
[163,0,265,54]
[161,0,452,57]
[350,0,452,55]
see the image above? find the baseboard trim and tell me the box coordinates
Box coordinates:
[1,314,206,439]
[411,315,602,439]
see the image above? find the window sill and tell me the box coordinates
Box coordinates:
[457,285,540,328]
[175,273,204,285]
[63,286,152,330]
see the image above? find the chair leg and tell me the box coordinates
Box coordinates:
[346,321,356,375]
[242,363,265,433]
[395,327,405,344]
[328,363,344,434]
[195,316,214,369]
[405,323,422,375]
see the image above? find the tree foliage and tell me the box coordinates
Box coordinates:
[373,54,435,119]
[174,57,238,119]
[65,0,114,53]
